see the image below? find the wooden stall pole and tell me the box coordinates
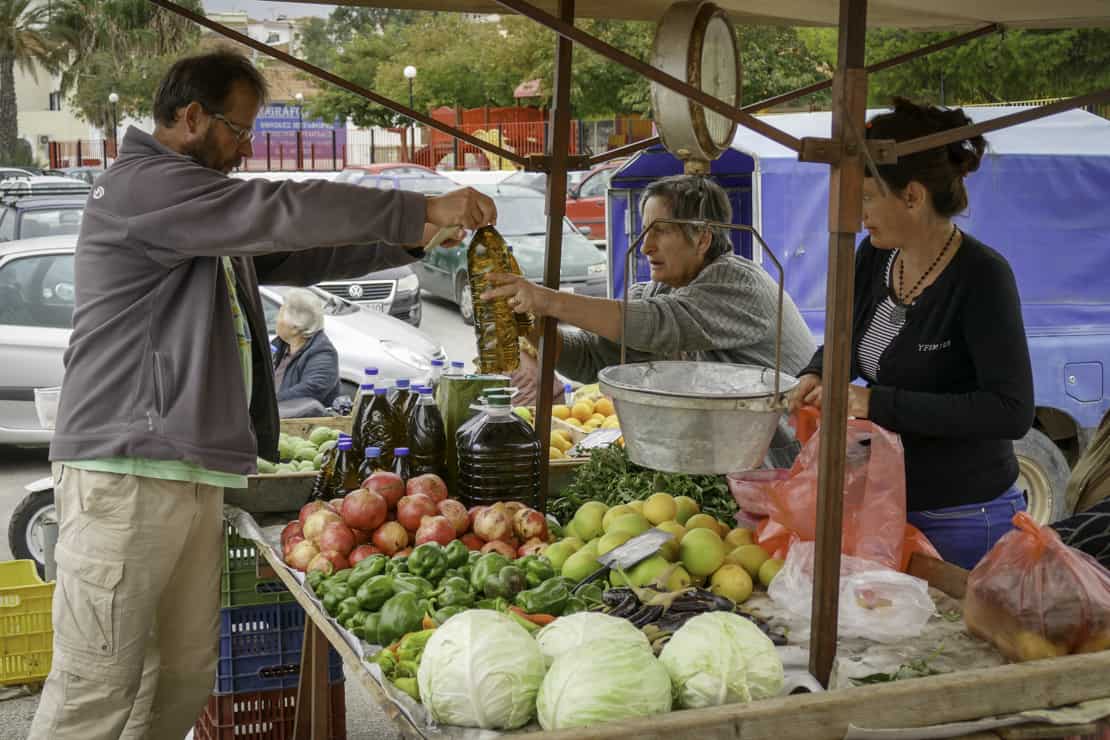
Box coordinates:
[535,0,575,513]
[294,619,332,740]
[809,0,869,687]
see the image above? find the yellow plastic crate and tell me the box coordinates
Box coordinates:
[0,560,54,685]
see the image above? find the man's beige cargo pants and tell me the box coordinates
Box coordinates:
[28,465,223,739]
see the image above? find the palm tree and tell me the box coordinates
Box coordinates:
[0,0,56,163]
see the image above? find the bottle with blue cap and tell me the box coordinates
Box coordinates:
[329,435,361,495]
[429,359,445,394]
[563,383,574,407]
[361,387,402,469]
[358,446,386,480]
[392,447,411,481]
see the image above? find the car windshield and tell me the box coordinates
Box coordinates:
[19,208,84,238]
[395,176,455,194]
[494,195,579,236]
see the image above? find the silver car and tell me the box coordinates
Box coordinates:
[0,234,448,445]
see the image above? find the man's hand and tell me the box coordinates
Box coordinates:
[426,187,497,231]
[482,272,556,317]
[421,223,466,249]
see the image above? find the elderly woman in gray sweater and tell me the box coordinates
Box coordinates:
[483,175,815,395]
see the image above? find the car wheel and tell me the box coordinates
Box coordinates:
[8,488,56,578]
[1015,428,1072,524]
[456,275,475,326]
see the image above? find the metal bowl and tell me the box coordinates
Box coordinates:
[597,361,798,475]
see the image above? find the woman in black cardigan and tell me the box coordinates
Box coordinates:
[791,98,1035,569]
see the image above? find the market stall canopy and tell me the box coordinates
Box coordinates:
[283,0,1110,28]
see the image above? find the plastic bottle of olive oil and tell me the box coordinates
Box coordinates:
[468,226,520,374]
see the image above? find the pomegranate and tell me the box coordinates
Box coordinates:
[341,489,388,531]
[502,501,526,518]
[372,521,409,556]
[364,472,405,508]
[394,547,413,558]
[406,474,449,503]
[467,506,487,531]
[298,500,328,527]
[473,504,512,543]
[286,540,319,571]
[281,520,303,545]
[318,521,356,557]
[501,536,520,550]
[396,494,437,532]
[513,508,549,542]
[307,553,334,575]
[283,534,305,558]
[329,497,345,512]
[437,499,469,535]
[461,533,485,551]
[415,515,456,546]
[518,537,548,558]
[481,540,517,559]
[349,544,382,565]
[318,549,350,571]
[303,509,342,543]
[351,528,372,546]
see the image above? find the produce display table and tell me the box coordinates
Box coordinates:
[233,510,1110,740]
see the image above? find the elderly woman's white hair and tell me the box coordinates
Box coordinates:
[278,288,325,337]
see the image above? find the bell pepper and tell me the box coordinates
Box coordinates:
[470,552,510,593]
[468,550,482,565]
[337,597,362,627]
[561,595,587,615]
[408,543,448,583]
[392,573,435,600]
[432,605,467,625]
[443,540,470,569]
[434,577,474,610]
[356,612,382,645]
[483,565,526,600]
[395,659,420,678]
[393,677,420,702]
[378,592,427,646]
[356,574,395,611]
[397,629,436,663]
[330,568,353,586]
[370,644,395,673]
[323,582,353,617]
[518,556,556,588]
[306,570,327,596]
[349,555,388,590]
[476,596,510,612]
[386,556,409,576]
[514,578,570,616]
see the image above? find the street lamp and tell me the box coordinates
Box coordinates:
[403,65,417,162]
[294,92,304,169]
[107,92,119,164]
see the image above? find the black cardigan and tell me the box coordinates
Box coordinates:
[271,330,341,407]
[802,234,1034,512]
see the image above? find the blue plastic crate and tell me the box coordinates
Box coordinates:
[216,602,342,695]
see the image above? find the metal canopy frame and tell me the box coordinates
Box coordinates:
[151,0,1110,690]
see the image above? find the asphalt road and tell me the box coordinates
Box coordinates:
[0,291,472,739]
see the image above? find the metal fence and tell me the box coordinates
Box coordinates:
[48,139,117,169]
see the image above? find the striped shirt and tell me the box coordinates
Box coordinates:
[857,251,906,382]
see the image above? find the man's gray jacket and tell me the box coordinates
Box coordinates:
[49,127,426,475]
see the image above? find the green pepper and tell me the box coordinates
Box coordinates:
[483,565,526,600]
[514,578,570,616]
[408,543,448,583]
[546,514,563,540]
[306,570,327,595]
[323,582,353,616]
[561,595,587,615]
[337,596,362,627]
[432,605,467,625]
[396,659,420,678]
[468,550,481,565]
[393,677,420,701]
[386,556,409,576]
[347,610,370,631]
[330,568,353,586]
[476,597,510,612]
[470,552,510,593]
[370,644,395,673]
[378,592,427,646]
[349,556,388,591]
[443,540,470,569]
[519,556,556,588]
[397,629,436,663]
[434,577,474,610]
[356,613,382,645]
[456,564,472,582]
[392,573,435,600]
[356,574,395,611]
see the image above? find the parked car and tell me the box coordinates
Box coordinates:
[348,171,457,194]
[0,234,448,447]
[0,185,88,242]
[501,160,625,244]
[414,184,608,323]
[334,162,438,183]
[58,166,105,185]
[0,167,34,181]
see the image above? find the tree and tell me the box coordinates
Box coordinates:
[0,0,55,163]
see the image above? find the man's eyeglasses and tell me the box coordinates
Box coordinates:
[211,113,255,144]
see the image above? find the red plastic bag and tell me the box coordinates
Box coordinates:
[729,419,910,571]
[965,512,1110,661]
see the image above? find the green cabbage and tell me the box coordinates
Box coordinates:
[537,638,673,730]
[416,610,545,729]
[535,612,652,668]
[658,612,784,708]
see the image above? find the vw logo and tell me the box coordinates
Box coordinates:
[347,284,364,299]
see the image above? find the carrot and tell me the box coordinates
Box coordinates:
[422,614,436,630]
[508,606,557,626]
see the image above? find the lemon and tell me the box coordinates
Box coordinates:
[758,558,785,587]
[643,493,677,525]
[680,527,726,577]
[602,416,621,429]
[549,446,565,460]
[674,496,700,525]
[655,520,686,561]
[711,564,754,604]
[724,528,755,549]
[571,401,594,423]
[565,418,583,429]
[594,397,615,417]
[602,504,635,532]
[627,500,645,515]
[552,404,571,420]
[685,513,719,533]
[725,544,770,578]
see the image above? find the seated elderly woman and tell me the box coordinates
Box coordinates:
[483,175,816,400]
[272,288,341,411]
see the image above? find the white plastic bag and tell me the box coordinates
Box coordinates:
[767,542,936,643]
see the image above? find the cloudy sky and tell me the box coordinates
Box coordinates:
[202,0,333,19]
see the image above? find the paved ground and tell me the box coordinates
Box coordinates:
[0,293,471,738]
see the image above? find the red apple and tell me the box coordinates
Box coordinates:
[396,494,437,532]
[394,547,413,558]
[303,509,342,543]
[341,488,388,531]
[461,533,485,551]
[351,528,372,546]
[299,500,328,527]
[467,506,487,531]
[372,521,409,556]
[406,474,449,503]
[286,540,319,570]
[518,537,548,558]
[473,504,512,543]
[437,499,469,535]
[283,534,305,558]
[281,520,303,545]
[349,544,382,565]
[481,540,517,559]
[416,515,456,546]
[319,521,356,557]
[364,472,405,508]
[513,508,549,542]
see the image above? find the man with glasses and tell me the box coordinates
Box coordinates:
[31,50,495,739]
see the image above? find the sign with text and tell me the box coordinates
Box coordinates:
[252,104,346,163]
